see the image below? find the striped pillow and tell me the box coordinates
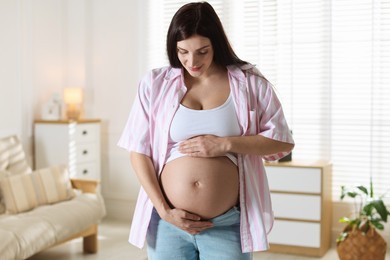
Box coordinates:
[0,135,32,175]
[0,165,75,214]
[0,135,33,214]
[4,136,32,175]
[0,141,9,171]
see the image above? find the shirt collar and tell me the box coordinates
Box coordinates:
[227,64,250,83]
[164,67,182,81]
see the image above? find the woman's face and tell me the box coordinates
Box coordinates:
[176,34,214,78]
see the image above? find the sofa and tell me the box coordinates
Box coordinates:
[0,135,106,260]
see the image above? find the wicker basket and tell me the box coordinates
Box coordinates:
[337,225,387,260]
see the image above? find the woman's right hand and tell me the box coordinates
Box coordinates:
[160,208,214,234]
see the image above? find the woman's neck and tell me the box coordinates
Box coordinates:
[184,63,227,84]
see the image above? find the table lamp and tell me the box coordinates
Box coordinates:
[63,87,83,120]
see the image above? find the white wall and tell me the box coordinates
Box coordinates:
[0,0,64,162]
[89,0,145,221]
[0,1,22,139]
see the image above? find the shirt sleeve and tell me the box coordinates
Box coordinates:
[117,72,152,157]
[254,72,294,161]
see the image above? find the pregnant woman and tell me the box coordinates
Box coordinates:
[118,2,294,260]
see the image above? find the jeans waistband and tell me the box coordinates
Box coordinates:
[210,207,240,226]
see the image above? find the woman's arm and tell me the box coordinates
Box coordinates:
[130,152,213,234]
[178,134,294,158]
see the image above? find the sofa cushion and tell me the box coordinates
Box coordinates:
[0,192,105,259]
[0,214,57,260]
[0,229,20,260]
[0,165,75,214]
[31,192,106,242]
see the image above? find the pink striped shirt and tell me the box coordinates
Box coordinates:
[117,64,294,253]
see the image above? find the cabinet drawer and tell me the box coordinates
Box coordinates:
[271,193,321,221]
[74,162,98,179]
[266,167,321,193]
[74,124,98,142]
[268,220,321,248]
[75,143,98,162]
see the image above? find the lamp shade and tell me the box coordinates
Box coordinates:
[63,87,83,104]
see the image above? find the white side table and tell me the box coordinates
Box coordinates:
[265,160,332,257]
[34,119,101,180]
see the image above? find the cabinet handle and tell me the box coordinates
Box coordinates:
[82,130,88,135]
[82,150,88,155]
[83,169,88,175]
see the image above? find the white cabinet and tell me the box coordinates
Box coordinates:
[265,161,332,257]
[34,119,101,180]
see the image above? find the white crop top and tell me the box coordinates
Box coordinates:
[167,94,241,164]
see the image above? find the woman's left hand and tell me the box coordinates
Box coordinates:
[179,135,228,157]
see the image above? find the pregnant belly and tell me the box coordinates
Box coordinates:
[160,156,239,219]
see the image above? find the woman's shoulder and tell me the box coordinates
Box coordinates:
[228,63,269,83]
[138,66,182,97]
[240,64,267,80]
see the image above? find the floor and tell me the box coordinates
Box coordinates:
[29,219,389,260]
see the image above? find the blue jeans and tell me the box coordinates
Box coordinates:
[146,207,252,260]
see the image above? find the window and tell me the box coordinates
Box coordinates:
[145,0,390,200]
[330,0,390,200]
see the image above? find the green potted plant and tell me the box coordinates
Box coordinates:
[336,177,390,260]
